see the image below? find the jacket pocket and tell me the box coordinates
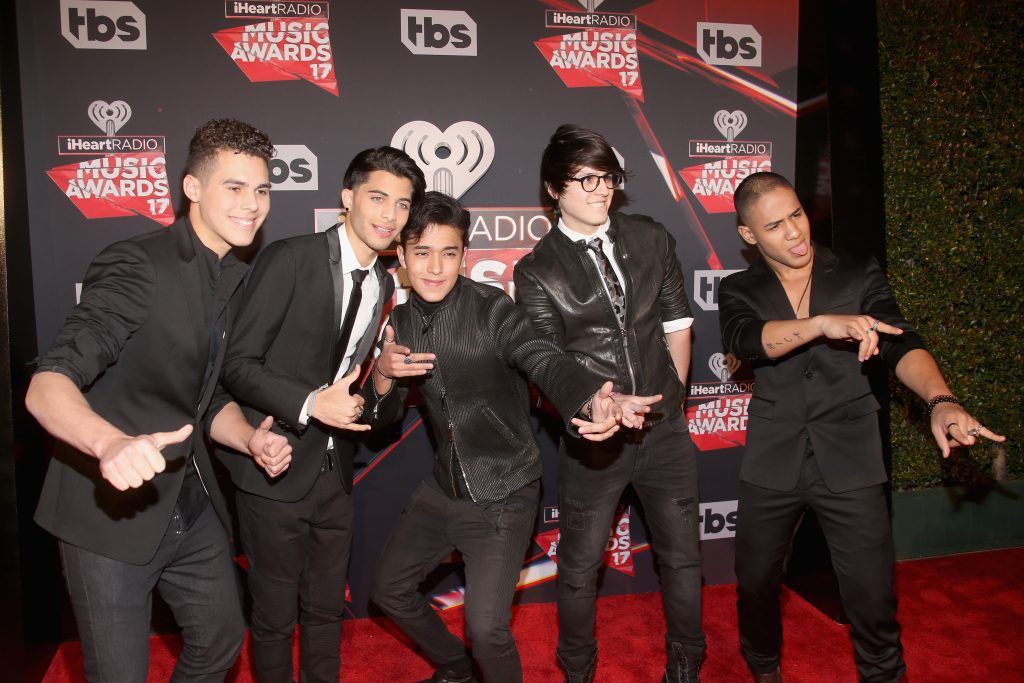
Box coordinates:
[748,395,775,420]
[845,392,881,419]
[483,406,523,448]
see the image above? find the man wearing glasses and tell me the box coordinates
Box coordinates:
[514,125,705,683]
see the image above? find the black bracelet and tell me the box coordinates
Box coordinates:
[927,394,959,416]
[374,362,396,380]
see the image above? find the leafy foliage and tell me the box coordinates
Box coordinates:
[877,1,1022,488]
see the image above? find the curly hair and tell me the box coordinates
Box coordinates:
[184,119,275,179]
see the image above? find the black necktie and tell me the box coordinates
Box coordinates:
[332,268,368,377]
[586,237,626,329]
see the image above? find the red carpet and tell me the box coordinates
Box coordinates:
[42,548,1024,681]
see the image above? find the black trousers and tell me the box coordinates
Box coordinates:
[735,446,905,682]
[556,413,705,671]
[371,478,540,683]
[59,501,245,683]
[236,456,353,683]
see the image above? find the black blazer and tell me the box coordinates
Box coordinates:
[718,245,927,493]
[34,219,247,564]
[219,226,393,501]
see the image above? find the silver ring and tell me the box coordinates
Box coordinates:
[404,356,414,365]
[355,407,363,418]
[868,320,880,332]
[967,426,983,437]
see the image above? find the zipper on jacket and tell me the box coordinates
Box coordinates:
[428,314,477,503]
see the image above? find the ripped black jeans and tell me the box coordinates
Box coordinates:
[555,412,706,671]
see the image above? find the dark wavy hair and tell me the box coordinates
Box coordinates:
[343,146,426,206]
[184,118,275,179]
[540,124,628,202]
[733,171,794,226]
[400,191,470,247]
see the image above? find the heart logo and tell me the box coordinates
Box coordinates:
[577,0,606,9]
[88,100,132,137]
[709,352,742,382]
[392,121,494,200]
[713,110,747,141]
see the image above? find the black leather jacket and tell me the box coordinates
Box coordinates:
[364,277,599,504]
[513,212,692,423]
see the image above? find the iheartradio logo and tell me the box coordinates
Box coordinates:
[392,120,494,200]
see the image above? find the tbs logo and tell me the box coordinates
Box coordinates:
[401,9,477,56]
[60,0,146,50]
[699,500,738,540]
[696,22,760,67]
[270,145,318,191]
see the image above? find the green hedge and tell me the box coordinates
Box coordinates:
[877,1,1022,489]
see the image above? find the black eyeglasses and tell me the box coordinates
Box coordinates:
[568,173,624,192]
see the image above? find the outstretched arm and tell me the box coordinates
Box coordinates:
[26,372,191,491]
[894,349,1005,458]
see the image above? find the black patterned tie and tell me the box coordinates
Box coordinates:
[332,268,368,377]
[586,237,626,330]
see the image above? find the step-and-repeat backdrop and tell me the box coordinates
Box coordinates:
[16,0,797,617]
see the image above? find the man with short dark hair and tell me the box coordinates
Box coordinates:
[28,118,286,681]
[720,170,1004,683]
[365,191,631,683]
[217,146,425,682]
[514,124,706,683]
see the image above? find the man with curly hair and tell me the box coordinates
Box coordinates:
[28,119,289,681]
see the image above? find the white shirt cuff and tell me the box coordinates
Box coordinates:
[298,390,316,426]
[662,317,694,334]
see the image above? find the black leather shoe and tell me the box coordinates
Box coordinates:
[558,651,597,683]
[664,642,702,683]
[751,668,782,683]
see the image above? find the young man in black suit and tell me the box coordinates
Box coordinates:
[365,191,635,683]
[718,171,1004,683]
[27,119,289,681]
[513,125,705,683]
[217,146,425,683]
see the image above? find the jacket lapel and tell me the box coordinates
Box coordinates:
[808,244,840,316]
[749,258,794,321]
[195,259,247,418]
[326,224,345,377]
[175,221,207,387]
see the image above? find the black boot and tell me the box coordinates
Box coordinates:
[558,651,597,683]
[664,642,702,683]
[419,658,477,683]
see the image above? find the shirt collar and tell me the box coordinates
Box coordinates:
[557,217,611,244]
[339,223,378,275]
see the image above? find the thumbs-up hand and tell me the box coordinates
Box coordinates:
[248,415,293,477]
[311,365,371,431]
[97,424,193,491]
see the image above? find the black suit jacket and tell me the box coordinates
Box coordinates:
[218,225,393,501]
[718,245,927,493]
[34,219,247,564]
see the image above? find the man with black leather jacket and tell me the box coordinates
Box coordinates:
[364,191,635,683]
[513,125,706,683]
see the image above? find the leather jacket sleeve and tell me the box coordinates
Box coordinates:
[657,227,693,322]
[512,265,566,346]
[489,295,597,426]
